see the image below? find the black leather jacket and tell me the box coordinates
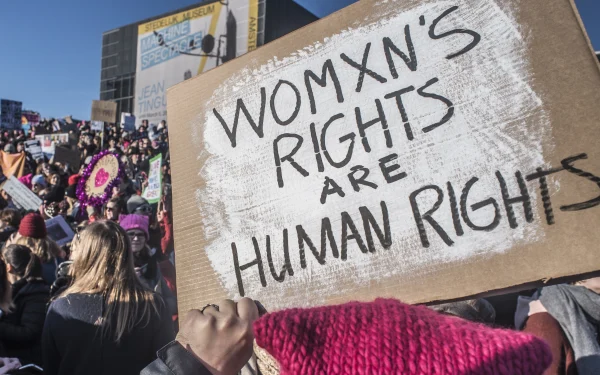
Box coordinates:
[141,341,212,375]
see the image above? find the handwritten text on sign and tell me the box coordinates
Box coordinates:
[196,1,598,307]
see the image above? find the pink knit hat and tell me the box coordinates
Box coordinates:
[119,214,149,238]
[254,299,552,375]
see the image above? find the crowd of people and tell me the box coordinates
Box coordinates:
[0,117,592,375]
[0,119,177,374]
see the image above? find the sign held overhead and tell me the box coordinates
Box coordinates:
[167,0,600,312]
[91,100,117,123]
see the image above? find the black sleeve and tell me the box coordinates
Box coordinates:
[141,341,213,375]
[44,186,65,203]
[0,296,47,343]
[42,307,62,375]
[153,298,175,352]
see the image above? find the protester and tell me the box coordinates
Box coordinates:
[126,195,152,217]
[0,245,49,366]
[0,210,21,244]
[40,173,65,204]
[42,220,174,375]
[103,197,125,222]
[118,214,177,315]
[157,203,174,261]
[517,278,600,375]
[142,298,552,375]
[30,175,46,196]
[9,213,64,284]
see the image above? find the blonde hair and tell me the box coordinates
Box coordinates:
[62,220,159,342]
[15,236,61,263]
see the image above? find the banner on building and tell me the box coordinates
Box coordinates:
[134,0,266,127]
[91,100,117,123]
[167,0,600,313]
[1,100,23,130]
[143,154,162,204]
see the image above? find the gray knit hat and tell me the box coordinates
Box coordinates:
[429,299,496,324]
[126,195,150,214]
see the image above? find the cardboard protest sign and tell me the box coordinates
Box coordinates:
[77,152,124,208]
[53,146,80,171]
[90,100,117,123]
[143,154,162,204]
[2,176,42,211]
[21,111,40,126]
[167,0,600,313]
[91,121,104,132]
[35,133,69,158]
[24,140,43,161]
[120,113,136,132]
[45,215,74,246]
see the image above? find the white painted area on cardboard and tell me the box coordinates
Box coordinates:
[192,0,552,308]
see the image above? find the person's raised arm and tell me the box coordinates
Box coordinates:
[141,298,259,375]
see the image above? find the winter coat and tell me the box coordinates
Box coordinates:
[0,278,49,365]
[41,185,65,204]
[139,256,177,317]
[43,293,174,375]
[141,341,212,375]
[0,226,17,244]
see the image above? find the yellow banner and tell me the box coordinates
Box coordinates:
[248,0,259,52]
[138,2,218,34]
[198,2,223,74]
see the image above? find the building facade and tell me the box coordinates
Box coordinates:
[100,0,317,123]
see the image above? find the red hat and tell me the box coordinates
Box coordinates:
[254,299,552,375]
[68,174,80,186]
[18,213,47,239]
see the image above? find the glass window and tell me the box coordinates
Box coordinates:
[106,79,115,91]
[102,34,109,45]
[107,43,118,55]
[108,32,119,44]
[122,52,131,73]
[116,100,122,117]
[122,99,131,114]
[103,90,114,100]
[123,78,131,97]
